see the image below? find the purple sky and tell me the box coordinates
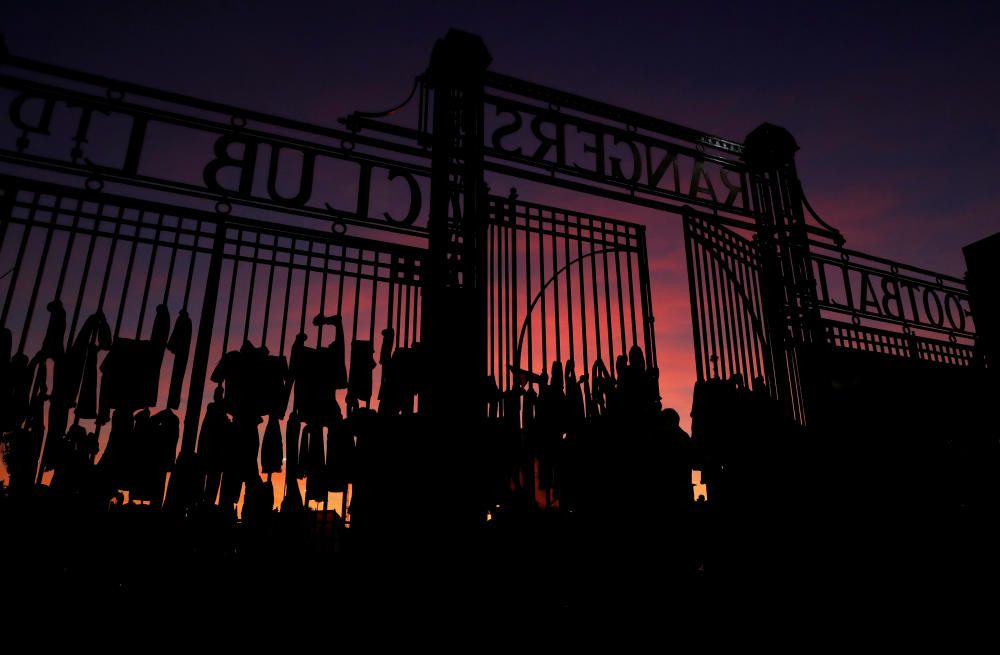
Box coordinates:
[7,1,998,270]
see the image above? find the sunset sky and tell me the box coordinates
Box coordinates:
[3,1,999,492]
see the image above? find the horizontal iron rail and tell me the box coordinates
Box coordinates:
[2,51,427,158]
[485,71,745,156]
[0,152,431,238]
[808,240,967,286]
[1,174,428,262]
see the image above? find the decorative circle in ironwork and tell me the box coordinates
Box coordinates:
[106,88,125,102]
[215,200,232,215]
[340,139,356,152]
[330,220,347,235]
[84,176,104,192]
[230,115,247,128]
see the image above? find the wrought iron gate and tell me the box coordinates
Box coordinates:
[683,213,776,390]
[0,29,985,514]
[487,193,655,396]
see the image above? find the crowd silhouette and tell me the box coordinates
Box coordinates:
[3,291,999,611]
[0,299,704,527]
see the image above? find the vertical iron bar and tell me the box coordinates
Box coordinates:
[590,217,602,366]
[402,269,410,348]
[318,243,330,344]
[683,219,705,382]
[182,220,201,312]
[524,207,533,378]
[625,230,638,349]
[613,226,626,355]
[510,195,518,389]
[0,192,38,330]
[223,229,241,352]
[67,203,103,343]
[261,235,278,346]
[563,213,574,364]
[487,218,494,380]
[602,224,614,375]
[538,209,548,370]
[551,211,561,363]
[369,255,379,343]
[18,197,59,353]
[161,217,180,308]
[242,231,261,344]
[280,237,293,354]
[178,215,228,455]
[96,207,125,314]
[577,219,588,375]
[52,198,82,303]
[636,227,656,369]
[136,212,166,337]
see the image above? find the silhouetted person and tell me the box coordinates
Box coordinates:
[304,423,326,505]
[485,375,501,419]
[658,407,694,510]
[565,360,585,426]
[591,359,611,417]
[261,414,283,478]
[197,386,230,505]
[537,361,565,503]
[219,413,261,515]
[98,337,165,422]
[0,326,10,365]
[290,315,346,428]
[98,407,134,496]
[40,299,66,359]
[348,339,376,406]
[166,309,192,410]
[147,407,179,506]
[50,311,111,423]
[281,410,304,512]
[129,407,154,502]
[151,303,170,349]
[326,411,353,496]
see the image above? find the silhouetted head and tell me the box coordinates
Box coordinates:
[628,345,644,371]
[662,407,680,428]
[550,361,563,391]
[213,385,225,403]
[565,359,576,382]
[47,299,63,311]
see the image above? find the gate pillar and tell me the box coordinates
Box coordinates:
[422,30,491,419]
[964,231,1000,369]
[420,30,492,529]
[744,123,820,421]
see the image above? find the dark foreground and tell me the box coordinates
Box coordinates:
[4,491,999,631]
